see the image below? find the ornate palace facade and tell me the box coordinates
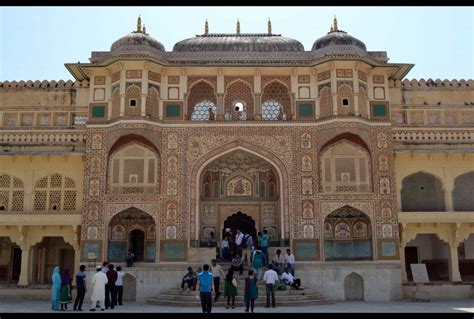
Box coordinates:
[1,16,473,301]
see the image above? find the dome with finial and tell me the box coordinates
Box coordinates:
[173,18,304,53]
[312,16,367,55]
[110,15,165,53]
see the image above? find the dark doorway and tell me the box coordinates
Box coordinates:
[129,230,145,261]
[222,211,256,240]
[60,249,75,274]
[405,246,418,281]
[11,247,22,282]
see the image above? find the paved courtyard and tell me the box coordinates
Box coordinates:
[0,299,473,313]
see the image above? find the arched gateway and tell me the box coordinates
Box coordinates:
[108,207,156,262]
[194,147,287,245]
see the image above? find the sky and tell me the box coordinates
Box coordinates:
[0,6,473,81]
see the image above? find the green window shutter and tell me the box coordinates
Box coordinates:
[372,104,387,117]
[166,104,181,117]
[298,103,314,117]
[91,106,105,118]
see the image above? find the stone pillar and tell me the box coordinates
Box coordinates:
[399,242,408,282]
[331,70,338,116]
[18,244,32,286]
[445,179,455,212]
[140,94,147,117]
[448,241,462,282]
[217,94,225,121]
[353,75,360,116]
[119,94,126,117]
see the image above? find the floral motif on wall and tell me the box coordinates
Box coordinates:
[382,224,393,238]
[91,133,103,150]
[302,200,314,219]
[166,225,177,239]
[301,155,312,172]
[303,225,314,238]
[167,156,178,173]
[379,177,390,194]
[302,177,313,195]
[300,133,311,149]
[226,176,252,196]
[88,203,99,221]
[377,133,388,149]
[334,222,351,238]
[378,155,389,171]
[167,178,178,196]
[166,202,177,220]
[91,156,101,173]
[111,225,126,240]
[87,226,98,240]
[167,134,178,149]
[89,179,100,196]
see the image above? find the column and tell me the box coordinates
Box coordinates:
[18,244,32,286]
[119,69,126,116]
[330,70,338,116]
[119,94,126,117]
[254,93,261,120]
[217,94,224,121]
[73,244,81,275]
[448,241,462,282]
[353,74,360,116]
[141,69,148,117]
[399,242,408,282]
[445,179,455,212]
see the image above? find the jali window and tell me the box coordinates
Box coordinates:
[33,174,76,211]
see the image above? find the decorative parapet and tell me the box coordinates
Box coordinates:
[392,129,474,143]
[0,80,89,89]
[391,79,474,89]
[0,130,86,144]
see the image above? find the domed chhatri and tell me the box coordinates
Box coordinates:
[312,16,367,53]
[173,18,304,53]
[110,15,165,53]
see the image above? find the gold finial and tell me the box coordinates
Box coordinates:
[333,15,338,31]
[137,15,142,33]
[268,18,272,34]
[143,24,147,34]
[205,18,209,34]
[237,18,240,34]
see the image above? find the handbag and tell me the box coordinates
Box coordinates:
[232,278,238,287]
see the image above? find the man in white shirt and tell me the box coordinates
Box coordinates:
[235,229,244,257]
[262,264,278,308]
[90,265,108,311]
[284,248,296,276]
[115,266,125,306]
[281,267,301,290]
[210,259,226,302]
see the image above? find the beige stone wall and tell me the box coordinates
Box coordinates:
[0,155,85,212]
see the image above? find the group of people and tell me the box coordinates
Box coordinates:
[183,247,301,313]
[218,228,269,263]
[51,262,126,312]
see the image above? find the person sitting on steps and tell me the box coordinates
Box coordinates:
[231,253,244,275]
[181,267,197,291]
[281,267,302,290]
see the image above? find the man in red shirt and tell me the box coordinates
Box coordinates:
[105,264,118,309]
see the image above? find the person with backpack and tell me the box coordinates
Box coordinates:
[73,265,87,311]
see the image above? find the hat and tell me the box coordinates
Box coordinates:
[96,264,102,269]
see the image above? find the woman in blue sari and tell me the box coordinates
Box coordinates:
[51,266,62,311]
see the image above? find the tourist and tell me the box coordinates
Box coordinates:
[259,230,269,265]
[181,267,197,291]
[263,264,278,308]
[235,229,244,257]
[211,259,225,302]
[90,264,108,311]
[242,232,253,264]
[221,236,230,261]
[51,266,61,311]
[195,264,214,314]
[125,250,135,267]
[105,264,118,309]
[272,249,285,275]
[281,267,302,290]
[101,261,109,273]
[284,248,296,276]
[251,248,266,280]
[73,265,87,311]
[115,266,125,306]
[244,270,258,313]
[59,268,72,310]
[224,268,237,309]
[207,231,215,247]
[228,231,235,258]
[231,253,244,275]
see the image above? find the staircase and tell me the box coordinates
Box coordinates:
[147,266,335,307]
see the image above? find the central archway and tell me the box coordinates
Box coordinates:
[193,144,287,245]
[223,212,257,240]
[108,207,156,262]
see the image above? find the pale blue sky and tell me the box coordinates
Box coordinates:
[0,6,473,81]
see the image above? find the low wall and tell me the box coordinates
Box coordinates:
[402,283,474,299]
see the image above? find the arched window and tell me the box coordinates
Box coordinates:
[324,206,372,261]
[453,172,474,211]
[0,174,24,212]
[224,80,254,120]
[261,81,291,120]
[191,100,217,121]
[109,144,159,194]
[401,172,445,211]
[187,81,217,120]
[124,85,141,117]
[33,174,76,211]
[321,141,371,193]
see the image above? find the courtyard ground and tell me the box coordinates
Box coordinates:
[0,299,473,313]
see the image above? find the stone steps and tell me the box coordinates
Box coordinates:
[155,293,320,302]
[147,297,335,307]
[166,288,321,297]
